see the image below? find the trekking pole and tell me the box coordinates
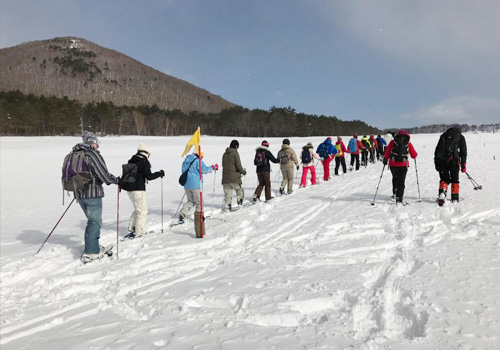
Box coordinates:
[370,164,386,206]
[174,192,186,219]
[212,169,217,214]
[116,186,120,259]
[414,159,422,202]
[161,177,164,233]
[465,172,483,190]
[36,198,75,254]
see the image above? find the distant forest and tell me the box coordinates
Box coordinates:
[0,91,382,137]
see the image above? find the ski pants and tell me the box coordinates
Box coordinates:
[369,149,376,163]
[280,167,295,194]
[390,166,408,202]
[78,197,102,254]
[350,154,360,170]
[254,172,272,201]
[361,151,368,165]
[335,157,347,175]
[301,166,317,187]
[127,190,148,236]
[322,156,332,180]
[223,183,244,205]
[180,189,201,219]
[376,146,384,160]
[439,163,460,185]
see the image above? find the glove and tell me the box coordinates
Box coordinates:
[159,170,165,178]
[461,163,466,173]
[296,165,300,170]
[383,159,388,165]
[212,164,219,171]
[320,157,324,161]
[115,176,120,185]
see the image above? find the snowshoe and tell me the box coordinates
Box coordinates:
[81,245,113,264]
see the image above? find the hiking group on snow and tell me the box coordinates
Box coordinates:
[60,124,468,263]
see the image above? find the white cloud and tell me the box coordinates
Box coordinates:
[400,96,500,126]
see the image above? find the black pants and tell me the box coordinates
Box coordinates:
[350,154,360,170]
[390,166,408,202]
[369,149,376,163]
[335,157,347,175]
[376,146,384,160]
[439,163,460,184]
[361,151,368,166]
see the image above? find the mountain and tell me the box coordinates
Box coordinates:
[0,37,235,113]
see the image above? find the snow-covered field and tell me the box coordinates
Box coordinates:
[1,133,500,349]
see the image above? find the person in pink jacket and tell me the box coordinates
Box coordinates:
[383,129,418,204]
[300,142,321,187]
[334,136,349,175]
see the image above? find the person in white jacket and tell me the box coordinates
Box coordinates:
[300,142,321,187]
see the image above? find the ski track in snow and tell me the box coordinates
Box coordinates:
[1,134,500,349]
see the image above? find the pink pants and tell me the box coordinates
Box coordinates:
[301,166,317,187]
[322,157,332,180]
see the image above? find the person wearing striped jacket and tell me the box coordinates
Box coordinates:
[74,131,119,262]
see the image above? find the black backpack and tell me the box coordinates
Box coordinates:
[179,158,198,186]
[118,163,138,191]
[301,149,312,164]
[390,134,410,162]
[254,150,267,166]
[277,149,289,164]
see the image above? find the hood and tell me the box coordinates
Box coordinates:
[281,144,290,150]
[324,139,333,146]
[255,146,270,152]
[397,129,410,139]
[302,144,313,150]
[72,143,92,152]
[225,147,238,154]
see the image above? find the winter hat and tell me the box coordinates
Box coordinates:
[452,123,463,132]
[397,129,410,138]
[282,138,290,145]
[327,137,332,141]
[137,142,150,156]
[261,140,270,147]
[307,142,313,146]
[82,131,98,145]
[230,139,239,149]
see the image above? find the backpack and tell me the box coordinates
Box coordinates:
[390,134,410,162]
[62,150,93,192]
[118,163,138,191]
[317,143,329,158]
[277,149,289,164]
[254,150,266,167]
[442,133,461,162]
[348,138,358,153]
[301,149,312,164]
[361,139,370,150]
[335,144,343,157]
[179,158,198,186]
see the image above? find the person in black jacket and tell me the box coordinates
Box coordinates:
[125,143,164,238]
[434,124,467,202]
[252,140,279,203]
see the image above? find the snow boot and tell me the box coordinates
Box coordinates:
[451,183,460,202]
[279,187,285,195]
[178,215,185,225]
[194,211,205,238]
[81,245,112,263]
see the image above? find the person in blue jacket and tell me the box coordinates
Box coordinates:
[375,135,387,161]
[178,150,218,238]
[316,137,337,181]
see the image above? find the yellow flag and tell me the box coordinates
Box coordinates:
[181,128,201,157]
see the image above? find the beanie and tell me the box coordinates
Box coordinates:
[230,140,239,149]
[452,123,463,132]
[261,140,270,147]
[282,138,290,145]
[327,137,332,141]
[137,142,150,155]
[82,131,98,145]
[307,142,313,146]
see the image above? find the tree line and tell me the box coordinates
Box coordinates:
[0,91,381,137]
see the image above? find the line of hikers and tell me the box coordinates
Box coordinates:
[64,125,466,262]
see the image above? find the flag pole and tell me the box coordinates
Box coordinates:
[198,126,204,238]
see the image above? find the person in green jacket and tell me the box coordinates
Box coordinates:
[221,140,247,211]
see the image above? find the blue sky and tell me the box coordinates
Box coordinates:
[1,0,499,128]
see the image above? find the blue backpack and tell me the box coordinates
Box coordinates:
[348,138,358,153]
[317,143,329,158]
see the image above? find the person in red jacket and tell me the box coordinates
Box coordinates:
[347,133,364,171]
[383,129,418,204]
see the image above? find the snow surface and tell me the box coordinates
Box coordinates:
[1,133,500,350]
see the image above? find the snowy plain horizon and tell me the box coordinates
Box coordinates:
[1,133,500,349]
